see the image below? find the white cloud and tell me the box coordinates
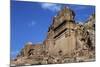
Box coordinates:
[40,3,61,12]
[31,21,36,26]
[28,21,36,27]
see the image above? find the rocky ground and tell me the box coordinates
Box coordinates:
[10,48,95,66]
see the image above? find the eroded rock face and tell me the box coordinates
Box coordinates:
[11,7,95,66]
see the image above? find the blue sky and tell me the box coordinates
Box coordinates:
[11,1,95,59]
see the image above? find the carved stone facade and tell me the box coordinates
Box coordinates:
[44,7,77,56]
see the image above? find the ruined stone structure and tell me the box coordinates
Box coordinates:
[11,6,95,66]
[44,7,77,56]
